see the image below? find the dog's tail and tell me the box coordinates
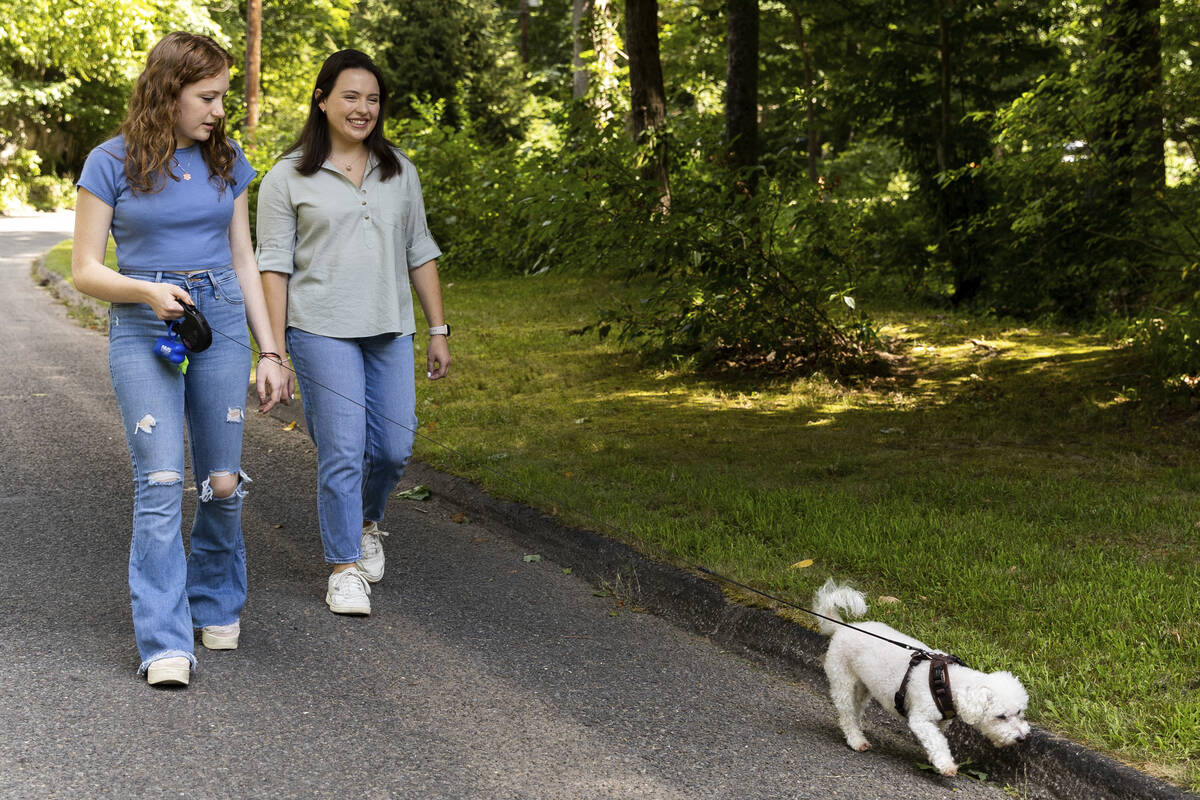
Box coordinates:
[811,578,868,636]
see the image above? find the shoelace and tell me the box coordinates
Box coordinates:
[335,568,371,596]
[363,527,389,554]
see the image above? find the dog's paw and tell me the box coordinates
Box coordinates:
[937,763,958,777]
[846,736,871,752]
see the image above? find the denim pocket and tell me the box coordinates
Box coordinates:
[213,269,245,306]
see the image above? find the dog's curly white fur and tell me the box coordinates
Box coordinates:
[813,579,1030,776]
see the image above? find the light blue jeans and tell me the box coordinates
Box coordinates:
[109,267,251,673]
[286,329,417,563]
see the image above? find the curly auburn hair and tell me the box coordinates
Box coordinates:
[120,32,236,195]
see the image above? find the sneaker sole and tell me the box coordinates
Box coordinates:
[325,593,371,615]
[200,630,239,650]
[146,664,190,686]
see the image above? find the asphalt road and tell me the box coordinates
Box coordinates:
[0,212,1018,799]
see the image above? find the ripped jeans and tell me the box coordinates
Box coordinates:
[108,266,251,673]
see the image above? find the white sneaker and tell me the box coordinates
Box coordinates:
[200,621,240,650]
[356,521,389,583]
[146,656,191,686]
[326,566,371,615]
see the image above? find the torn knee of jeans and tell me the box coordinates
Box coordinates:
[147,469,182,486]
[135,414,156,435]
[200,469,251,501]
[226,407,244,423]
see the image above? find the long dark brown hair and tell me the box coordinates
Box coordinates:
[120,32,237,194]
[284,49,402,180]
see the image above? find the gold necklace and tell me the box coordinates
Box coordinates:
[175,148,196,181]
[339,149,367,174]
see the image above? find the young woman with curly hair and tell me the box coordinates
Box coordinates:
[72,31,288,687]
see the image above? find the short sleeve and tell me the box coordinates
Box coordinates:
[402,163,442,269]
[76,144,124,207]
[230,142,257,197]
[255,164,297,275]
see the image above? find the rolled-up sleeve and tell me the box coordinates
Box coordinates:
[403,165,442,269]
[255,166,297,274]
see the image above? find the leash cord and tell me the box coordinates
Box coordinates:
[216,326,931,656]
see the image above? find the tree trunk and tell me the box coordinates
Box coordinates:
[625,0,670,208]
[936,4,952,173]
[933,2,981,305]
[725,0,759,188]
[572,0,592,99]
[1100,0,1165,198]
[245,0,262,139]
[519,0,530,68]
[794,10,819,183]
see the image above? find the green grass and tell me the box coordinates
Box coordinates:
[412,273,1200,791]
[42,237,117,285]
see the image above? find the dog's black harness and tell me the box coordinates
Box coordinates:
[894,651,968,719]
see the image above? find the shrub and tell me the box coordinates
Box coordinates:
[1122,310,1200,399]
[28,175,76,211]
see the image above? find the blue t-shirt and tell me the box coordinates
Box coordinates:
[77,135,256,270]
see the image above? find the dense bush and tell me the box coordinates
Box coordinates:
[396,106,879,375]
[1121,310,1200,400]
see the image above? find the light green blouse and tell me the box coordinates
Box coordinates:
[255,149,442,338]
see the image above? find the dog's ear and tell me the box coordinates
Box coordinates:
[956,685,993,725]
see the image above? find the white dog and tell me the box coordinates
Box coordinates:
[812,579,1030,776]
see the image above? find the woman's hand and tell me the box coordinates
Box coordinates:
[256,356,294,413]
[427,336,450,380]
[145,282,194,321]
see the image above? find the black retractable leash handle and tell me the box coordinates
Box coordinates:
[153,301,212,368]
[173,301,212,352]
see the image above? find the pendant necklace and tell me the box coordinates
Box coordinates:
[340,149,366,176]
[176,148,194,181]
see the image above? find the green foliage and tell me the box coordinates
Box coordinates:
[0,0,222,175]
[0,146,40,211]
[28,174,75,210]
[358,0,528,144]
[1121,310,1200,399]
[210,0,355,145]
[969,5,1200,319]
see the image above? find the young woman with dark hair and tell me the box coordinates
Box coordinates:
[73,31,288,686]
[256,49,449,617]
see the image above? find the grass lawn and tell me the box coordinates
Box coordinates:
[412,273,1200,791]
[42,237,114,285]
[43,237,1199,790]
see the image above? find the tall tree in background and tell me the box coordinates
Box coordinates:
[725,0,759,189]
[245,0,262,139]
[572,0,592,99]
[793,8,819,183]
[626,0,670,207]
